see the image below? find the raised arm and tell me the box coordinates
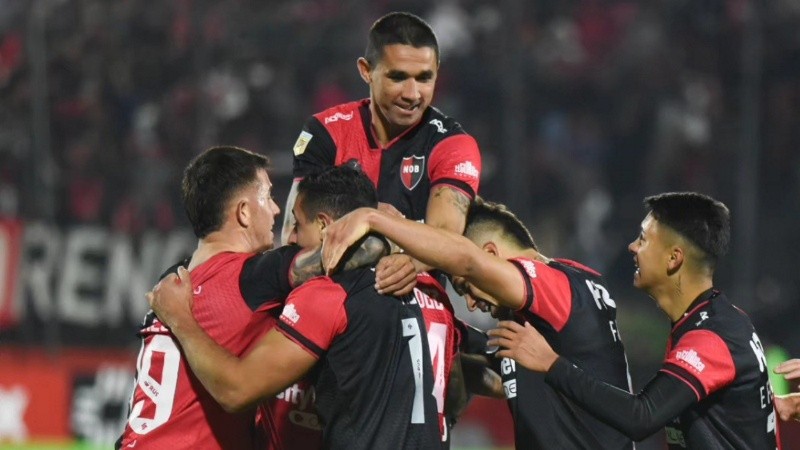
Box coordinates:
[148,268,316,412]
[323,208,527,309]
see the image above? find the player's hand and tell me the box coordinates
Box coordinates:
[487,321,559,372]
[378,202,405,218]
[775,394,800,422]
[146,266,196,332]
[775,358,800,385]
[375,253,417,296]
[322,208,373,274]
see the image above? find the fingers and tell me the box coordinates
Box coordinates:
[177,266,190,283]
[375,254,417,295]
[775,359,800,380]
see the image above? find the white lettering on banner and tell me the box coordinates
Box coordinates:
[0,385,28,442]
[74,365,134,444]
[18,222,195,328]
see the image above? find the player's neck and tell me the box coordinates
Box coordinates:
[655,275,714,322]
[188,231,254,270]
[370,105,411,146]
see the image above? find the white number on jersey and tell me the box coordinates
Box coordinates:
[127,334,181,434]
[403,317,426,424]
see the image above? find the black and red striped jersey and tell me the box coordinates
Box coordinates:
[276,268,441,450]
[292,99,481,221]
[501,257,633,450]
[660,289,781,449]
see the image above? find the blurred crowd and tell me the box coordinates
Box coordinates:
[1,0,799,359]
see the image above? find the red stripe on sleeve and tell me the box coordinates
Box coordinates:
[278,278,349,354]
[664,330,736,397]
[427,134,481,194]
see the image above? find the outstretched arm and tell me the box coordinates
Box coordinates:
[488,320,697,440]
[322,207,527,309]
[148,267,316,412]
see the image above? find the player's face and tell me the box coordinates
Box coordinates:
[362,44,438,132]
[628,213,670,294]
[251,169,281,251]
[288,194,323,249]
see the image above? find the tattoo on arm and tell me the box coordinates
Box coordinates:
[290,235,389,286]
[433,186,471,216]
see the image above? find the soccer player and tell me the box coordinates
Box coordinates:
[775,358,800,422]
[282,11,482,264]
[487,192,782,449]
[118,146,282,449]
[321,198,634,449]
[148,166,442,449]
[117,148,390,450]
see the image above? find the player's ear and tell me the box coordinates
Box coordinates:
[483,241,499,257]
[316,213,333,239]
[357,57,372,84]
[667,245,684,273]
[236,199,250,228]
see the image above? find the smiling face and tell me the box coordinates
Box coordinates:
[358,44,438,141]
[628,213,674,295]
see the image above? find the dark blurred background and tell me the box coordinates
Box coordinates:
[0,0,798,448]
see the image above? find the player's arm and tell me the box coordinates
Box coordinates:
[290,235,389,287]
[488,321,699,440]
[775,358,800,421]
[148,268,317,412]
[323,208,527,309]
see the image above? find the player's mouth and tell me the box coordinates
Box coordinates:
[395,103,420,113]
[633,259,640,277]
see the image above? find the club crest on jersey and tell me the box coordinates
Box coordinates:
[400,155,425,190]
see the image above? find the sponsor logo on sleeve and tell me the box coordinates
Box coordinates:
[454,161,479,179]
[400,155,425,190]
[323,111,353,124]
[519,259,537,279]
[429,119,447,134]
[281,304,301,324]
[676,348,705,373]
[293,131,313,156]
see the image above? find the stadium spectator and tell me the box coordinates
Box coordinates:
[487,192,782,449]
[147,166,443,449]
[321,197,634,449]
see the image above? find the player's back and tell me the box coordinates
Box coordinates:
[504,258,633,450]
[119,252,261,449]
[278,268,441,450]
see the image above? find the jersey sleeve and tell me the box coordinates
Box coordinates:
[660,329,736,401]
[240,245,303,313]
[276,278,348,358]
[427,134,481,198]
[545,357,698,441]
[292,117,337,178]
[510,258,572,332]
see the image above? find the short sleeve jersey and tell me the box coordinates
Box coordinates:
[292,99,482,221]
[500,258,633,450]
[276,268,441,450]
[412,273,461,444]
[659,289,781,449]
[118,246,303,450]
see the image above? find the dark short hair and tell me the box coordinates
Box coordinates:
[182,146,270,238]
[365,11,439,67]
[644,192,730,269]
[465,197,538,250]
[297,165,377,220]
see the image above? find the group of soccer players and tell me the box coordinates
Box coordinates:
[117,10,792,450]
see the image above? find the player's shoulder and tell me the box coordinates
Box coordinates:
[425,105,469,137]
[311,99,365,126]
